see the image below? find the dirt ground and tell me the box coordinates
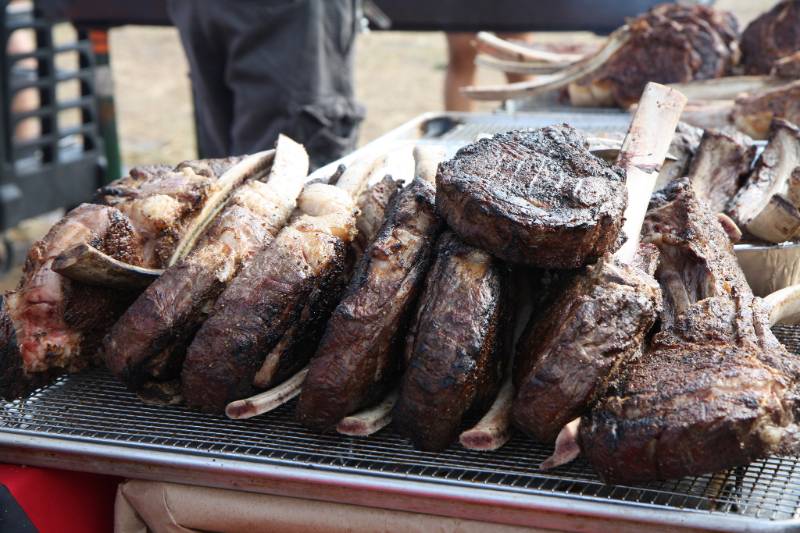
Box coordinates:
[109,0,772,167]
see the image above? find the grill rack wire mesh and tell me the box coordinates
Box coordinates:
[0,112,797,527]
[1,325,800,522]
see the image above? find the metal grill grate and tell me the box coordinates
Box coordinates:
[0,325,799,523]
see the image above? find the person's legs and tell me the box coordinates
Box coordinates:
[444,33,477,112]
[167,0,234,158]
[222,0,363,169]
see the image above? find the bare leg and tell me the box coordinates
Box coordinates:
[445,33,477,112]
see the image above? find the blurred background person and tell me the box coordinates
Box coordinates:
[166,0,365,169]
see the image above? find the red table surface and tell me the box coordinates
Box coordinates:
[0,464,119,533]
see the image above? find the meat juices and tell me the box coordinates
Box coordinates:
[393,232,509,452]
[297,177,443,431]
[436,125,626,268]
[0,204,143,398]
[582,178,800,483]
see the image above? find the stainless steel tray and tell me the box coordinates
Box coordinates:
[2,112,799,532]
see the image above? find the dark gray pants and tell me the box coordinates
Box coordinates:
[167,0,364,169]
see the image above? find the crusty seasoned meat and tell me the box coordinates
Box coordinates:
[252,176,401,392]
[297,177,443,431]
[181,183,358,413]
[733,81,800,140]
[393,232,508,451]
[688,129,755,213]
[436,126,626,268]
[581,178,800,483]
[103,140,307,392]
[741,0,800,75]
[94,157,240,267]
[569,4,738,108]
[105,177,305,391]
[511,252,661,444]
[0,204,143,399]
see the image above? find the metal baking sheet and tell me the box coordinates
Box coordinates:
[1,112,799,532]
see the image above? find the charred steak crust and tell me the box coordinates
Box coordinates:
[741,0,800,75]
[297,178,443,432]
[581,178,800,483]
[393,232,508,451]
[511,254,662,444]
[436,126,626,268]
[181,229,347,413]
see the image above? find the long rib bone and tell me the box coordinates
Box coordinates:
[459,375,514,451]
[336,390,398,436]
[53,150,277,288]
[226,368,308,420]
[52,244,161,289]
[475,32,582,65]
[463,26,630,101]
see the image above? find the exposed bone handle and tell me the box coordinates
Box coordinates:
[336,390,398,437]
[615,83,688,265]
[225,368,308,420]
[412,145,447,185]
[765,284,800,326]
[459,375,514,451]
[463,26,630,101]
[53,243,162,289]
[475,31,582,64]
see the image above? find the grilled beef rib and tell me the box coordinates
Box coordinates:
[581,178,800,483]
[393,231,509,451]
[436,125,626,268]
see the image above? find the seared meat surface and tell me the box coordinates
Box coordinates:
[393,232,508,451]
[581,178,800,483]
[569,4,739,108]
[0,204,143,398]
[512,253,661,443]
[181,183,358,412]
[740,0,800,75]
[104,141,307,391]
[297,177,443,431]
[436,126,626,268]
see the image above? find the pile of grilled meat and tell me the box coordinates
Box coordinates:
[3,110,800,485]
